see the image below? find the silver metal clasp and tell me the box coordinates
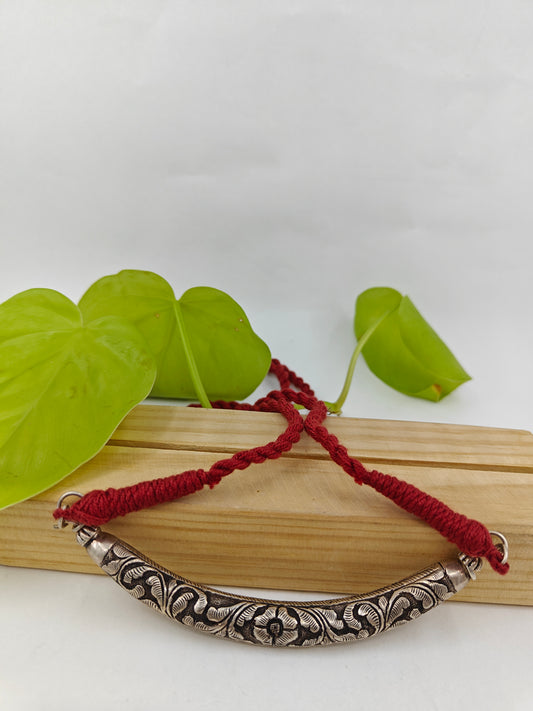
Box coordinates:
[53,491,83,530]
[489,530,509,566]
[458,530,509,580]
[458,552,483,580]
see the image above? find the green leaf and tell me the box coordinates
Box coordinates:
[0,288,157,509]
[354,287,471,401]
[79,270,271,402]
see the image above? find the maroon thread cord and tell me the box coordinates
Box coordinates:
[54,358,509,575]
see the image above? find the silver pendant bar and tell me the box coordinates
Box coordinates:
[76,525,474,646]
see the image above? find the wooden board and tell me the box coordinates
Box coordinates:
[1,404,532,605]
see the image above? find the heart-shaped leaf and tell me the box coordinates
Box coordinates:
[79,270,271,403]
[0,288,157,509]
[354,287,471,401]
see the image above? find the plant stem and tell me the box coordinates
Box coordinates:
[328,313,390,414]
[173,302,212,409]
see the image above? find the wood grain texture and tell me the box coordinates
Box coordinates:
[0,404,531,605]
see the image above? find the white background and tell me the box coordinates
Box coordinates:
[0,2,532,710]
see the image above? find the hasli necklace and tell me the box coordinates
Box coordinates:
[54,360,509,647]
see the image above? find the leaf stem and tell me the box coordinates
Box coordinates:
[328,312,390,414]
[173,302,212,409]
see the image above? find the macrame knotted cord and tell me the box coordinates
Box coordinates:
[54,358,509,575]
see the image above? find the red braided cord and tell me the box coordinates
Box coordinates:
[292,389,508,575]
[53,360,508,574]
[55,388,304,527]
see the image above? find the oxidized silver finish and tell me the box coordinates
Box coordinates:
[458,552,483,580]
[75,526,473,647]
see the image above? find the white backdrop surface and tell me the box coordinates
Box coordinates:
[0,3,532,710]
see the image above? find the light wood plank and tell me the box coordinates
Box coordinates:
[111,404,533,471]
[0,406,531,605]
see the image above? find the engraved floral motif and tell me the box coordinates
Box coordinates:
[244,606,299,646]
[99,540,459,647]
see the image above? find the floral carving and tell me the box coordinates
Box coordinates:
[99,541,460,647]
